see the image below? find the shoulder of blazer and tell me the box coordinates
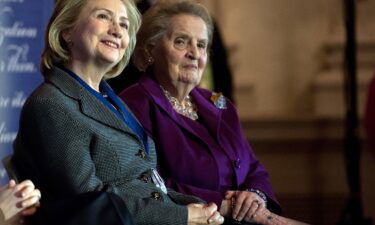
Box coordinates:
[21,67,83,117]
[120,82,153,118]
[194,87,212,98]
[120,82,150,105]
[43,66,83,100]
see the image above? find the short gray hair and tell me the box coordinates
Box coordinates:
[133,0,213,71]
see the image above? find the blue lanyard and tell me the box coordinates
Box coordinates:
[61,66,149,154]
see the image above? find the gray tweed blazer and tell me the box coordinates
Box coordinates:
[12,67,202,225]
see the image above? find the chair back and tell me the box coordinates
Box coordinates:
[2,154,20,183]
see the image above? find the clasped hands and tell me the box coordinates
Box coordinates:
[220,190,268,224]
[0,180,41,224]
[187,190,268,225]
[187,202,224,225]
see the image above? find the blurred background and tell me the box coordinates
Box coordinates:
[199,1,375,224]
[0,0,374,224]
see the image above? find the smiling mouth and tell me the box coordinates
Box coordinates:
[183,65,198,69]
[101,40,119,49]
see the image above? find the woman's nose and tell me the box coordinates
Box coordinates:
[187,45,199,60]
[109,22,123,39]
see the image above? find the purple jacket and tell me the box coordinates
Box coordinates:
[120,74,280,211]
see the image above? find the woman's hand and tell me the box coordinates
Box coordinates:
[187,202,224,225]
[219,199,231,217]
[223,191,309,225]
[245,208,310,225]
[0,180,41,222]
[225,190,266,222]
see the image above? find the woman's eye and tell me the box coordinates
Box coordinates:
[120,23,129,30]
[176,38,185,44]
[198,42,206,49]
[174,38,187,48]
[97,14,109,20]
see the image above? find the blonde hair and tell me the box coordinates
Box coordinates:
[133,0,213,71]
[41,0,141,78]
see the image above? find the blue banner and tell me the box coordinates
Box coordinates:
[0,0,53,184]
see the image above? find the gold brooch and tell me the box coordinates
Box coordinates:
[210,92,227,109]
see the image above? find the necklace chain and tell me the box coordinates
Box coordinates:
[161,86,198,120]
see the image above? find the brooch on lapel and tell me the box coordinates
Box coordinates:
[210,92,227,109]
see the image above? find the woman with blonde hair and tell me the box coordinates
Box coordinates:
[12,0,223,224]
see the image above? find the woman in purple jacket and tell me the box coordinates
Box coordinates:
[120,1,283,224]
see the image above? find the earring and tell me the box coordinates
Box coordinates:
[140,56,154,72]
[147,56,154,64]
[66,39,73,46]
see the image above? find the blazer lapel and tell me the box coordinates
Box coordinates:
[192,89,244,163]
[140,74,240,161]
[190,89,222,139]
[194,90,245,161]
[46,67,138,137]
[79,89,136,135]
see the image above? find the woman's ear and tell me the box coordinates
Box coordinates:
[61,30,72,45]
[146,42,155,57]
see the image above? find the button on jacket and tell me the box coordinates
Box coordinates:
[120,74,281,212]
[12,67,203,225]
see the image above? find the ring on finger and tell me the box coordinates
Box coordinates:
[231,197,236,208]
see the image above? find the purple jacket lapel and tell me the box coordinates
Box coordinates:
[190,88,222,138]
[139,75,239,161]
[139,76,207,142]
[190,89,241,161]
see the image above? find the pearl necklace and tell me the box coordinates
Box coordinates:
[161,86,198,120]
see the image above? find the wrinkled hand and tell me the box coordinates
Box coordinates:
[0,180,41,222]
[219,199,231,217]
[225,190,266,222]
[187,202,224,225]
[242,208,310,225]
